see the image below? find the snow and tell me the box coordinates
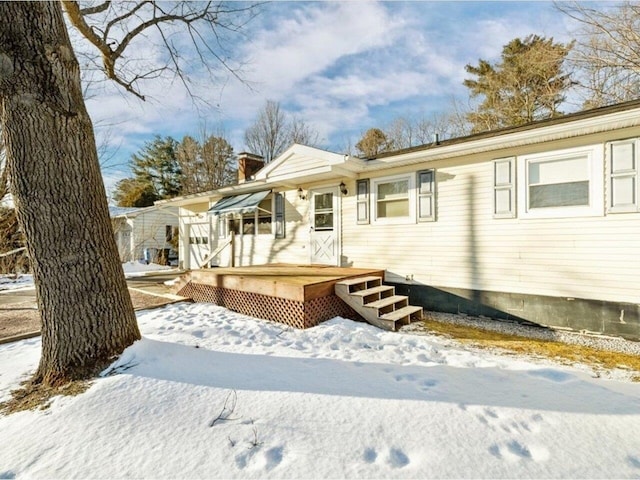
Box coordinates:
[1,303,640,478]
[0,274,33,292]
[0,262,174,292]
[121,261,175,278]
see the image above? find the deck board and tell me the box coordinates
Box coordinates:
[189,264,385,302]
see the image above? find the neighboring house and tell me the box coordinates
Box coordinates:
[109,205,179,264]
[157,100,640,339]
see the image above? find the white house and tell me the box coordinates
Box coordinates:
[157,100,640,339]
[109,205,179,264]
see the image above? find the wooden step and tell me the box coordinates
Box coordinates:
[380,305,423,323]
[349,285,394,304]
[365,295,408,311]
[335,276,382,294]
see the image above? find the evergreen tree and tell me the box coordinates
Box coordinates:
[114,136,182,206]
[355,128,393,157]
[130,135,181,198]
[464,35,575,132]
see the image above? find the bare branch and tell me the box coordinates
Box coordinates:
[79,1,110,16]
[62,1,261,102]
[209,390,239,427]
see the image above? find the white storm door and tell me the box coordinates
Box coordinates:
[187,222,210,269]
[310,187,340,265]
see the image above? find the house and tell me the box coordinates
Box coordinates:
[109,205,179,264]
[157,99,640,339]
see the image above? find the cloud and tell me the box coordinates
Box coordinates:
[71,1,582,194]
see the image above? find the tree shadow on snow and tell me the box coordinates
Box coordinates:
[104,338,640,415]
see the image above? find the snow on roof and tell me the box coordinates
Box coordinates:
[108,206,142,218]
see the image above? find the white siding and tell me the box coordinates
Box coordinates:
[342,136,640,305]
[230,191,311,266]
[130,208,178,262]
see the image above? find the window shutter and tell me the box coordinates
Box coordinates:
[493,158,516,218]
[417,170,436,222]
[356,179,370,224]
[274,192,285,238]
[609,140,638,212]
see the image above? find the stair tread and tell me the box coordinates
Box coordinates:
[335,276,382,286]
[380,305,423,321]
[365,295,407,309]
[350,285,395,297]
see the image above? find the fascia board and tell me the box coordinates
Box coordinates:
[363,108,640,171]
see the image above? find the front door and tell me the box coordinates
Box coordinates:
[310,187,340,265]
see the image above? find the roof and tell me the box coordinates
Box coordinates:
[155,99,640,208]
[371,97,640,160]
[109,206,141,218]
[109,204,178,218]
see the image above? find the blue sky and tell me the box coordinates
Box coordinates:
[78,1,579,199]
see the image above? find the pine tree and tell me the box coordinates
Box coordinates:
[464,35,575,133]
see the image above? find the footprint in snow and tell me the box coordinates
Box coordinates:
[234,446,284,471]
[363,448,377,464]
[627,455,640,469]
[489,440,549,463]
[387,448,410,468]
[419,379,438,391]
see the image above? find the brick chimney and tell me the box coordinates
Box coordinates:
[237,152,265,183]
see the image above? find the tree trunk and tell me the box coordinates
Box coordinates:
[0,2,140,385]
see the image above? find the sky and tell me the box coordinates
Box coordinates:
[76,1,580,199]
[2,298,640,477]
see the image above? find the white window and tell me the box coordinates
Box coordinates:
[274,192,286,238]
[372,174,415,223]
[228,197,273,235]
[493,157,516,218]
[518,145,604,219]
[356,179,370,224]
[608,139,638,213]
[417,170,436,222]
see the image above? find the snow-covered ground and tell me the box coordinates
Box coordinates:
[120,261,176,278]
[1,304,640,478]
[0,263,176,293]
[0,274,33,292]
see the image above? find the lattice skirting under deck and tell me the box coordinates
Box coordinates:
[177,282,361,329]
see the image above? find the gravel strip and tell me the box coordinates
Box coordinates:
[411,310,640,356]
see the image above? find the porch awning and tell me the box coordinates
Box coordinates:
[208,190,271,215]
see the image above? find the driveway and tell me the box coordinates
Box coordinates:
[0,270,187,344]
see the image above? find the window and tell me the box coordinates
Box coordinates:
[189,236,208,245]
[518,145,604,219]
[257,198,272,234]
[609,139,638,212]
[313,192,334,231]
[274,193,285,238]
[493,158,516,218]
[356,179,369,224]
[227,197,273,236]
[417,170,436,221]
[372,174,414,223]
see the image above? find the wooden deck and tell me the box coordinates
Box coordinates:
[175,264,385,329]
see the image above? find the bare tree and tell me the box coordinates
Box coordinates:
[0,1,258,387]
[244,100,290,162]
[244,100,321,162]
[177,128,236,195]
[557,1,640,108]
